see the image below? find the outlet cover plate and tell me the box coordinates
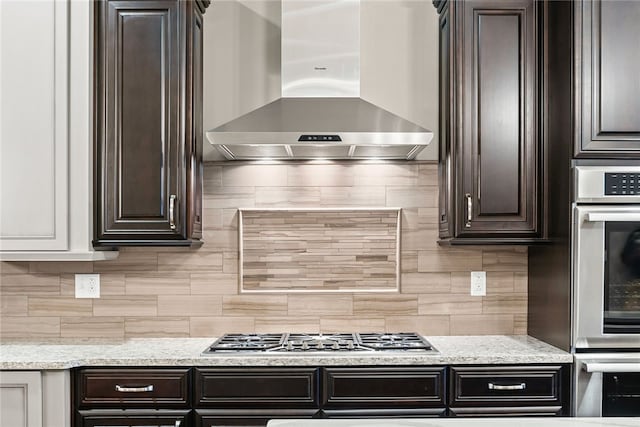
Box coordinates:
[75,274,100,298]
[470,271,486,296]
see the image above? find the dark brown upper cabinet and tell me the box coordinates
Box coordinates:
[435,0,542,244]
[94,0,208,247]
[575,0,640,157]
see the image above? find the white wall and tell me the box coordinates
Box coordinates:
[202,0,439,161]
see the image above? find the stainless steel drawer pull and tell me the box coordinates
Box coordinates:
[114,384,154,393]
[488,382,526,391]
[169,194,177,230]
[465,193,472,228]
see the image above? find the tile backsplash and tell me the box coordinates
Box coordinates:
[0,161,527,339]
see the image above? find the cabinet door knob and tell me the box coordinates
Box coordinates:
[465,193,472,228]
[169,194,177,230]
[114,384,154,392]
[488,382,526,391]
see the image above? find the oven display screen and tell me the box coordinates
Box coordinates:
[604,222,640,333]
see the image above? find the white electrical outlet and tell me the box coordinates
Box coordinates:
[470,271,486,296]
[75,274,100,298]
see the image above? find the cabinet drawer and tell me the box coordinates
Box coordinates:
[450,366,563,407]
[323,367,446,408]
[195,368,319,408]
[75,368,190,408]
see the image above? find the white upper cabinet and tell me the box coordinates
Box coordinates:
[0,0,116,260]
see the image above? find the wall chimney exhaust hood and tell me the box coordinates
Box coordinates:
[206,0,433,160]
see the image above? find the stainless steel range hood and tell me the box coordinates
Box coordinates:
[206,0,433,160]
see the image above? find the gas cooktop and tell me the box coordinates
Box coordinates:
[202,332,435,354]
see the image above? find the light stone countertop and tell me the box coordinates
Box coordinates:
[0,335,572,370]
[267,418,640,427]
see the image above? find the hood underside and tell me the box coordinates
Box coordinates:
[207,97,433,160]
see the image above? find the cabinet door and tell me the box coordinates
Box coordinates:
[458,0,538,237]
[95,0,187,244]
[0,0,68,250]
[575,0,640,157]
[0,371,42,427]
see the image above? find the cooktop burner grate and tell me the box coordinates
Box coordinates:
[203,332,435,354]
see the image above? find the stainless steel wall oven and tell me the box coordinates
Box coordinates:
[573,164,640,416]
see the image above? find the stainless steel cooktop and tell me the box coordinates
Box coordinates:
[202,332,435,354]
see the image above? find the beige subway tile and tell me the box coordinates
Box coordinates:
[483,248,528,272]
[0,274,60,296]
[60,274,125,297]
[61,317,124,338]
[223,164,287,187]
[201,230,237,250]
[222,295,287,316]
[418,294,483,315]
[0,296,28,316]
[93,296,157,317]
[287,294,353,316]
[402,229,439,251]
[223,252,238,274]
[514,314,528,334]
[94,252,158,273]
[385,315,450,336]
[125,317,189,337]
[514,272,528,293]
[28,261,93,274]
[451,272,515,294]
[483,293,527,314]
[0,261,30,274]
[320,316,385,333]
[255,187,321,207]
[417,163,438,186]
[401,272,450,294]
[157,252,223,272]
[191,273,239,295]
[203,187,255,209]
[352,163,419,186]
[288,164,355,187]
[386,186,437,208]
[190,316,255,336]
[125,273,190,295]
[28,297,93,317]
[255,317,321,334]
[418,208,439,226]
[320,187,385,206]
[401,251,418,272]
[222,209,239,229]
[418,249,483,272]
[0,317,60,338]
[450,314,515,335]
[158,295,222,316]
[353,294,418,316]
[203,208,223,229]
[203,164,222,192]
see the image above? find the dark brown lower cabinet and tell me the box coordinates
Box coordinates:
[72,365,569,427]
[76,410,190,426]
[449,365,568,417]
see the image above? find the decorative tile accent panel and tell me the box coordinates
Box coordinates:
[240,209,400,293]
[0,161,529,338]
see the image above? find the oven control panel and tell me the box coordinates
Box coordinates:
[605,173,640,195]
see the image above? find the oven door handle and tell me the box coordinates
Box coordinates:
[583,362,640,373]
[586,212,640,222]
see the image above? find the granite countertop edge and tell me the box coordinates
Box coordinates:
[0,335,573,370]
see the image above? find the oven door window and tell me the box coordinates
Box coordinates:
[605,222,640,333]
[603,373,640,416]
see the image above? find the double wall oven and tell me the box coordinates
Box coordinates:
[573,164,640,416]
